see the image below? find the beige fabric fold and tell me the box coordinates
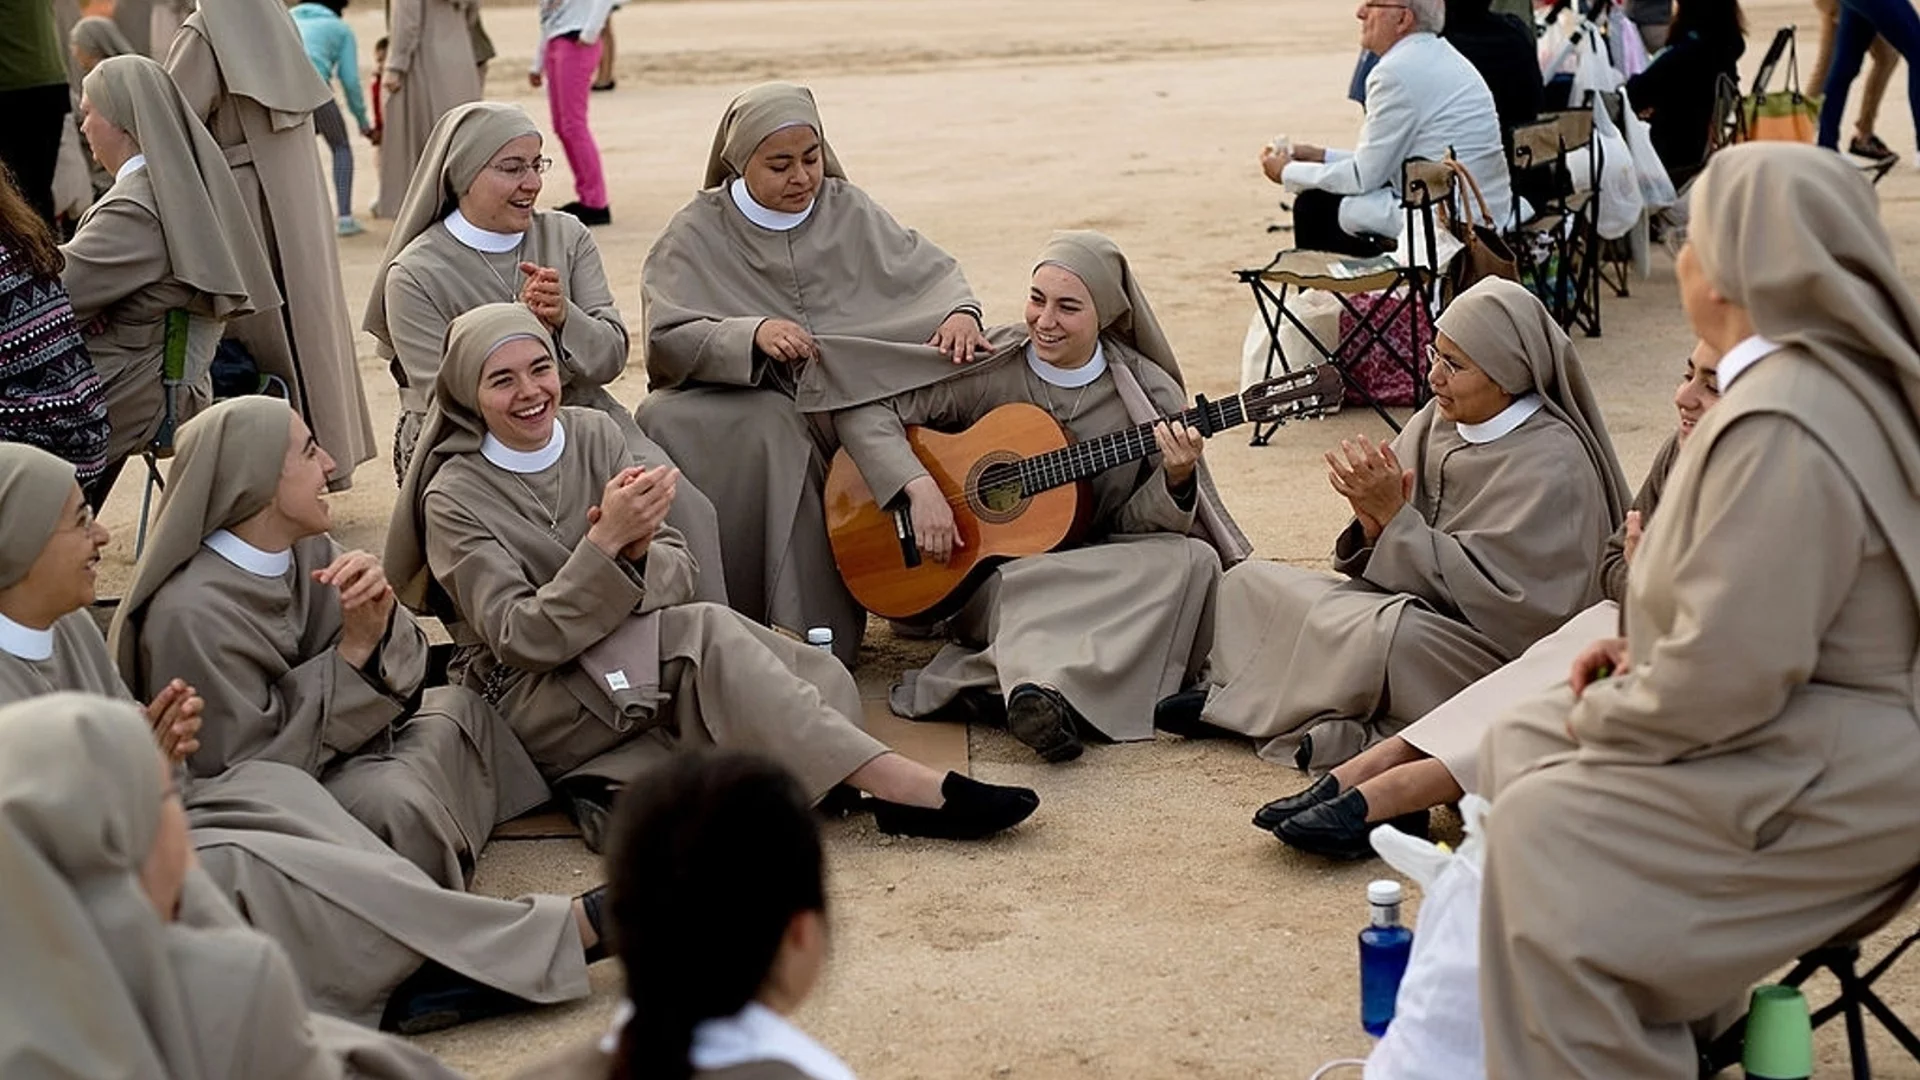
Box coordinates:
[69,16,135,61]
[0,443,79,589]
[364,102,544,349]
[80,55,277,319]
[1434,277,1631,526]
[183,0,329,127]
[701,81,846,190]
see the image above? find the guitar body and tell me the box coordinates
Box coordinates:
[825,402,1088,621]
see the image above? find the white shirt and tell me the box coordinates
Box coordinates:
[481,418,568,473]
[0,612,54,662]
[444,208,525,253]
[116,154,148,183]
[530,0,618,73]
[202,529,294,577]
[1715,335,1785,391]
[690,1003,857,1080]
[1281,33,1513,239]
[729,177,815,231]
[1457,392,1544,444]
[1026,341,1108,388]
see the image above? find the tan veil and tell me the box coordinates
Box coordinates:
[176,0,329,129]
[0,443,80,590]
[69,15,135,60]
[701,81,847,190]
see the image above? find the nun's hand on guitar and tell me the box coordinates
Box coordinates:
[754,318,819,364]
[1327,435,1412,543]
[927,311,988,364]
[1153,419,1204,487]
[904,475,964,564]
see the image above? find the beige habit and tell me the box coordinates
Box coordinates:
[1200,278,1630,768]
[374,0,481,218]
[1398,432,1682,791]
[166,0,377,488]
[364,103,725,601]
[109,397,547,889]
[1478,146,1920,1078]
[832,232,1243,741]
[0,694,467,1080]
[638,82,983,664]
[61,55,276,474]
[0,444,590,1029]
[384,304,888,794]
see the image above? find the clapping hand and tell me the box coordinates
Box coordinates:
[587,466,679,561]
[519,263,567,329]
[146,679,203,764]
[1621,510,1644,565]
[315,551,396,669]
[1327,435,1412,543]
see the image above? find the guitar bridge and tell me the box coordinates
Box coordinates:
[893,505,922,568]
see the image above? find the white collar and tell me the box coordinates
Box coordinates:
[116,154,148,182]
[1457,393,1544,444]
[481,418,567,473]
[690,1003,857,1080]
[1716,335,1785,390]
[203,529,293,577]
[0,611,54,662]
[1380,31,1435,61]
[1025,340,1108,388]
[444,208,526,253]
[729,177,815,231]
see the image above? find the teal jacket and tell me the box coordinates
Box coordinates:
[289,3,370,131]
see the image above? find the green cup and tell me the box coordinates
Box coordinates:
[1743,984,1814,1080]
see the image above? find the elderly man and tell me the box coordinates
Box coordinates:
[1263,0,1513,256]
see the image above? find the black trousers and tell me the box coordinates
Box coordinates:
[1292,188,1389,257]
[0,83,71,230]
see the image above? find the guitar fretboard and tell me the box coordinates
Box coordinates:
[1016,395,1248,496]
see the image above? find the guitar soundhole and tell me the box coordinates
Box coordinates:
[968,454,1027,524]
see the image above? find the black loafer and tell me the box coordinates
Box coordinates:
[816,782,867,819]
[1006,683,1084,763]
[380,961,537,1035]
[1252,774,1341,831]
[562,778,621,854]
[920,687,1007,729]
[1154,689,1238,739]
[1274,789,1430,861]
[871,771,1039,840]
[578,885,609,964]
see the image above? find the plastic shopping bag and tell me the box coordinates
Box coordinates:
[1589,95,1644,238]
[1617,87,1677,211]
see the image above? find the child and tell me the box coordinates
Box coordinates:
[290,0,374,236]
[369,36,387,149]
[528,0,615,225]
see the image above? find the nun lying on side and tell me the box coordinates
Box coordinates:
[110,397,548,890]
[385,304,1040,851]
[0,693,466,1080]
[0,440,607,1034]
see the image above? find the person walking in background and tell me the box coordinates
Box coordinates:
[592,8,618,91]
[0,0,76,229]
[530,0,616,225]
[1812,0,1900,161]
[291,0,376,236]
[1817,0,1920,166]
[375,0,482,218]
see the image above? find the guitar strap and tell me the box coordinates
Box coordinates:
[1109,362,1254,567]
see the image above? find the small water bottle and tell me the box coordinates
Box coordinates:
[806,627,834,653]
[1359,879,1414,1037]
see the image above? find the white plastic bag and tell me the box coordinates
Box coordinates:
[1360,796,1494,1080]
[1616,86,1677,211]
[1241,293,1344,409]
[1589,95,1644,239]
[1569,25,1625,102]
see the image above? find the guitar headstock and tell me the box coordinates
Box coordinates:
[1242,364,1345,423]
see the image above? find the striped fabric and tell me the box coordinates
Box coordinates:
[0,240,109,482]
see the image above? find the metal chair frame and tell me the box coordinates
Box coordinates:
[1700,927,1920,1079]
[1507,109,1604,337]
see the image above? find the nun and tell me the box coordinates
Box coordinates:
[1479,145,1920,1078]
[0,693,468,1080]
[385,303,1039,850]
[832,231,1246,764]
[68,14,134,72]
[165,0,377,488]
[638,82,991,666]
[1180,277,1630,772]
[0,440,606,1034]
[61,54,278,506]
[110,397,548,889]
[374,0,482,219]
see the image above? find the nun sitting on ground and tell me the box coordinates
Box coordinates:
[385,303,1040,850]
[1162,279,1630,833]
[638,82,991,666]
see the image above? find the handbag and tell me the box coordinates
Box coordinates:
[1743,29,1820,143]
[1440,158,1519,300]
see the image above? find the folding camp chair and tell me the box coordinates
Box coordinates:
[1507,110,1604,337]
[1234,159,1452,442]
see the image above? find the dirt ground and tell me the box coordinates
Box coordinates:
[88,0,1920,1074]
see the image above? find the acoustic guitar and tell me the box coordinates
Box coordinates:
[824,364,1344,620]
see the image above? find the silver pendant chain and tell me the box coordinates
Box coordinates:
[512,471,560,537]
[1037,372,1094,425]
[477,240,526,302]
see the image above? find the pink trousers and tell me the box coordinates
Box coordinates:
[544,35,607,209]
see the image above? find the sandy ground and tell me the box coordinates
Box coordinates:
[87,0,1920,1074]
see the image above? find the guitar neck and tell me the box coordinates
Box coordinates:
[1016,394,1246,496]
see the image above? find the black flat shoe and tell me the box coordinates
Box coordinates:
[816,782,867,818]
[919,687,1007,729]
[562,778,620,854]
[591,79,616,92]
[871,771,1039,840]
[1006,683,1084,763]
[556,200,612,226]
[578,885,609,964]
[1274,789,1430,861]
[380,961,537,1035]
[1252,774,1341,832]
[1153,688,1238,739]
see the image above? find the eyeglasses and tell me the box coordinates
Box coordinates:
[1423,343,1472,378]
[489,156,553,180]
[1362,3,1411,10]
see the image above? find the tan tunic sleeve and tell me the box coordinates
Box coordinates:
[383,262,453,407]
[639,224,766,390]
[163,929,336,1080]
[60,197,169,324]
[1569,415,1865,761]
[150,590,409,780]
[1115,469,1198,536]
[1599,431,1681,604]
[385,0,422,76]
[831,376,997,507]
[160,24,219,122]
[552,225,629,389]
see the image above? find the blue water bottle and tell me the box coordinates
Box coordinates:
[1359,879,1414,1037]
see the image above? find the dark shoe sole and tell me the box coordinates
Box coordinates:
[1006,685,1083,763]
